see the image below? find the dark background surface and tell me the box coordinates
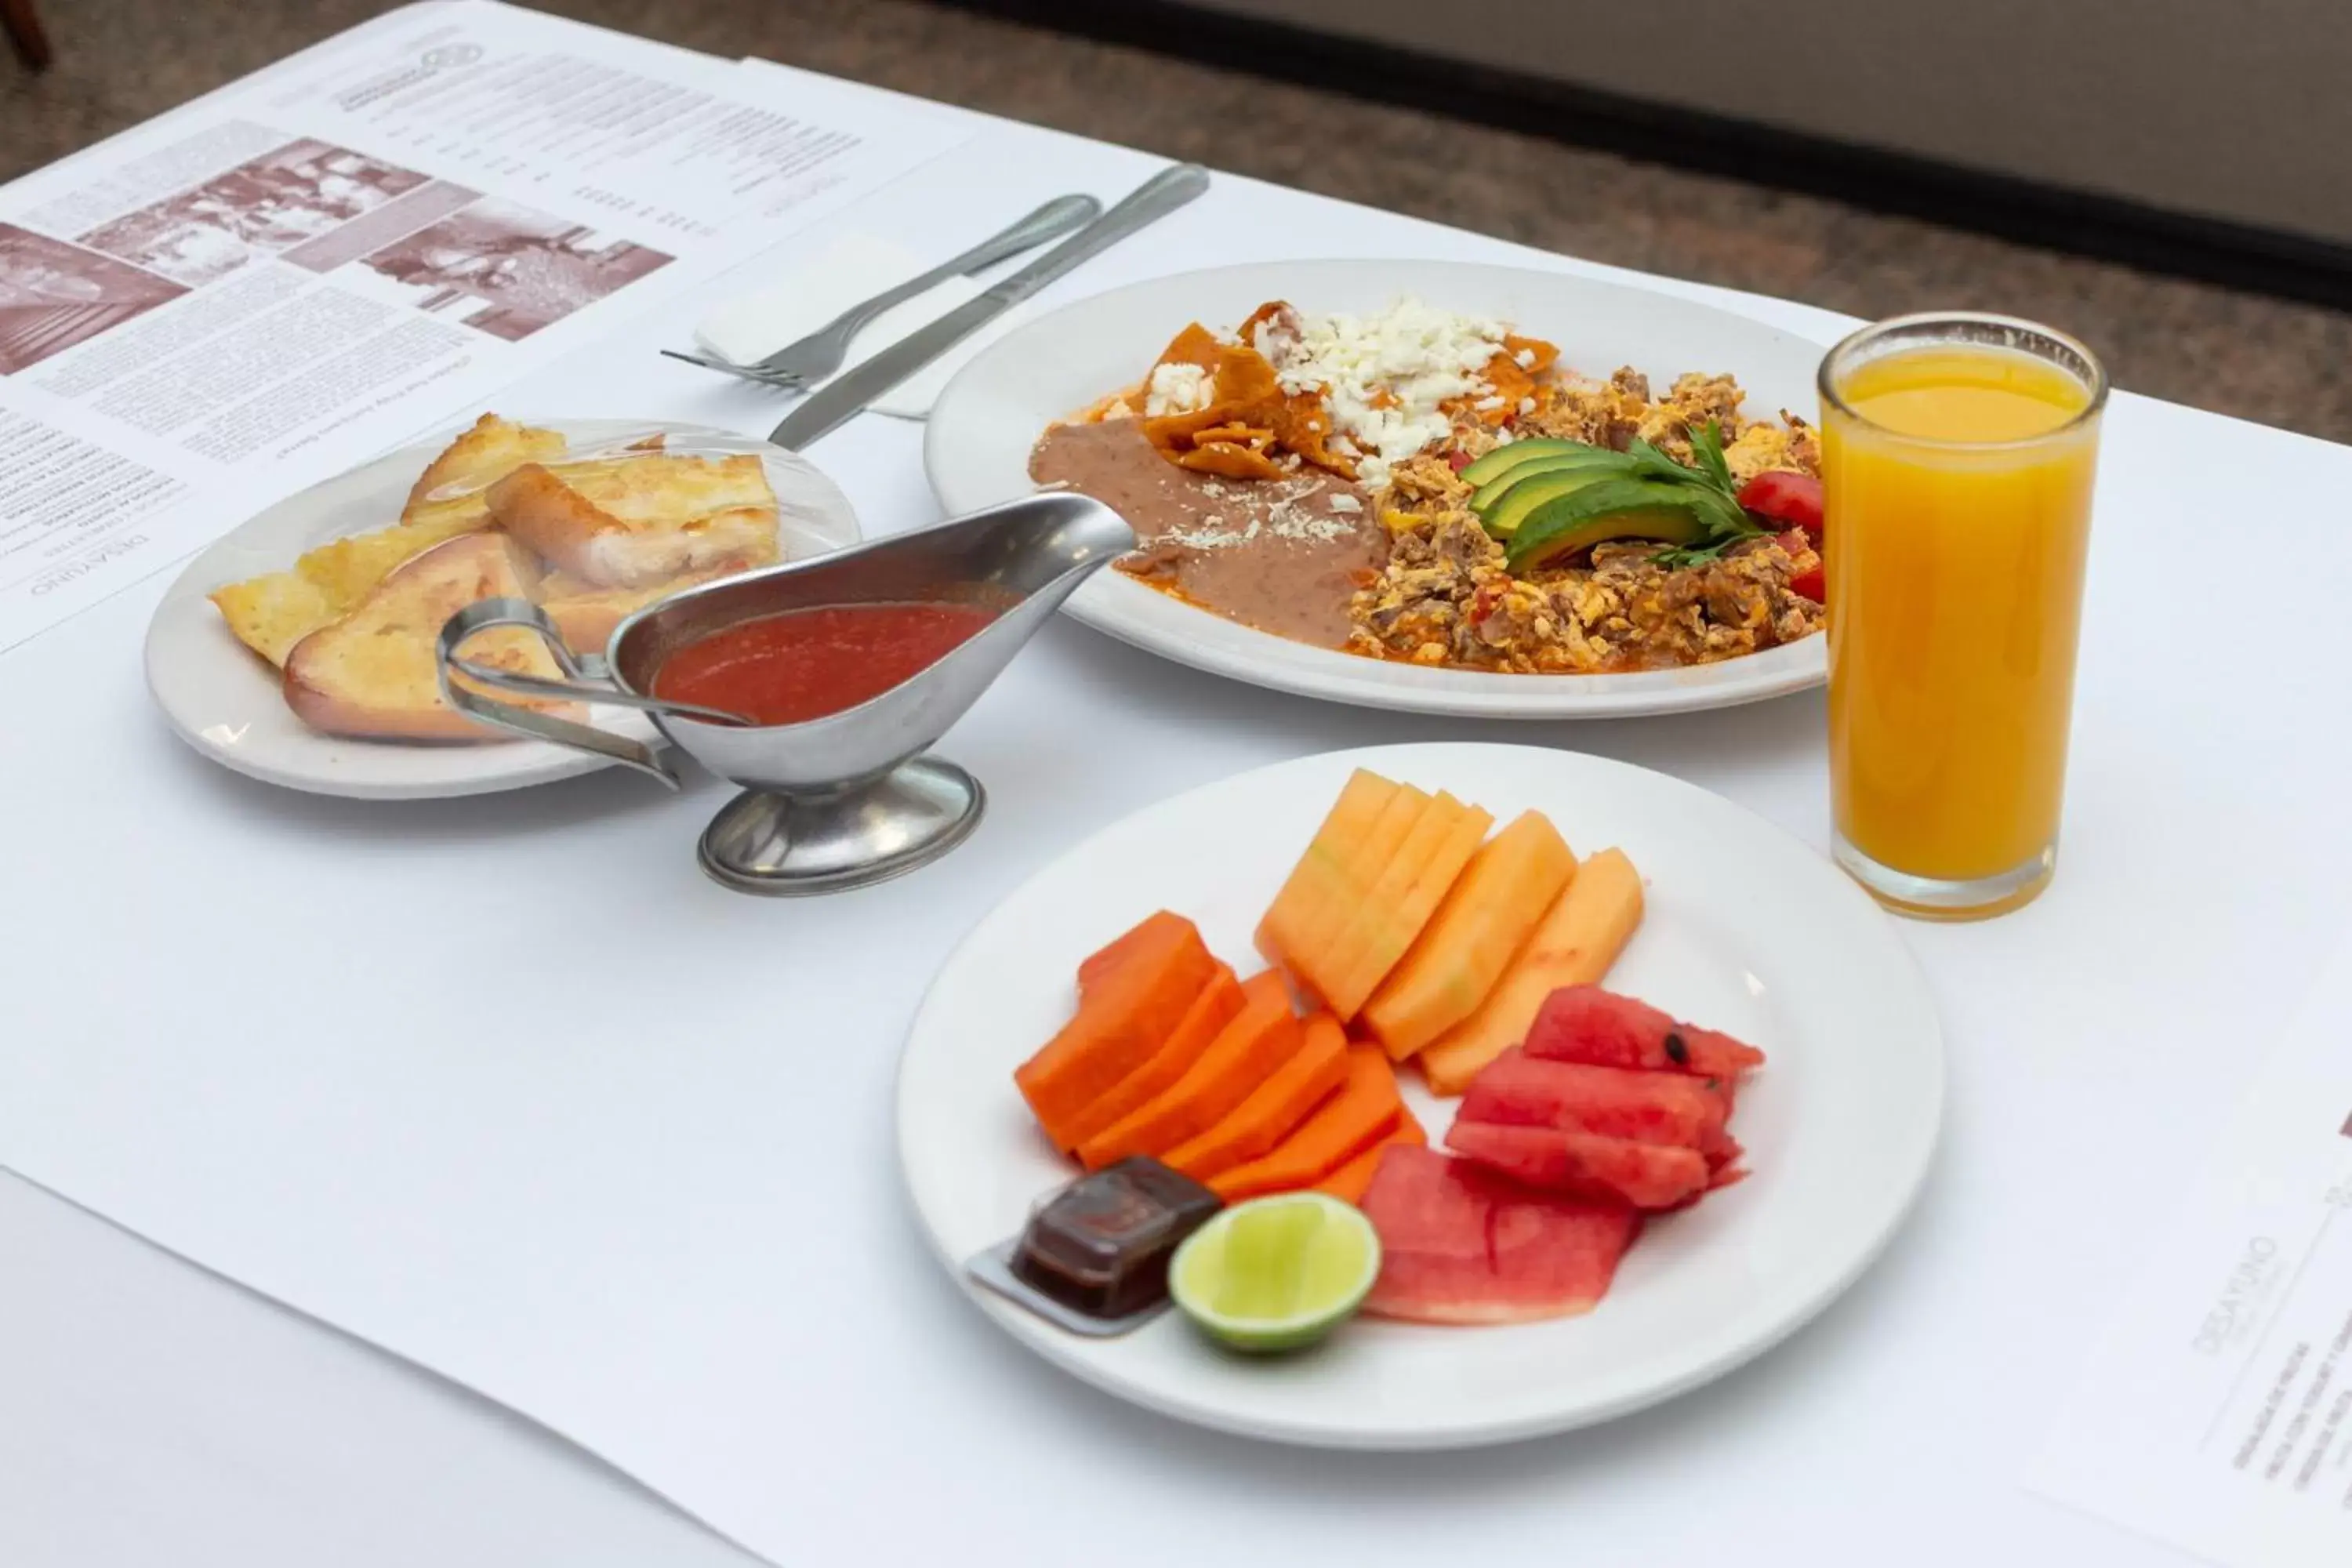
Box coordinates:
[7,0,2350,441]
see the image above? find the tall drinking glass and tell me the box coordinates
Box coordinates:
[1819,313,2106,920]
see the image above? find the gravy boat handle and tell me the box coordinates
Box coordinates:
[436,598,738,788]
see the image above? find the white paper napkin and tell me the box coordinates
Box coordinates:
[692,234,1036,419]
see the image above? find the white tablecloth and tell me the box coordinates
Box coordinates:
[9,34,2347,1568]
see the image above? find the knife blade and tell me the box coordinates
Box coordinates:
[768,162,1211,451]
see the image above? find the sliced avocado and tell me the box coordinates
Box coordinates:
[1504,478,1711,571]
[1455,437,1612,490]
[1475,464,1628,539]
[1470,450,1632,516]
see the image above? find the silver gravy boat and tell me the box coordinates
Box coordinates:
[435,493,1134,895]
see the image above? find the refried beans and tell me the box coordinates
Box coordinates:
[1029,419,1386,649]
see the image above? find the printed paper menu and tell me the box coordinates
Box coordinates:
[0,0,967,652]
[2031,930,2352,1566]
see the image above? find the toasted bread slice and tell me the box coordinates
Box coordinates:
[404,412,568,517]
[210,413,565,666]
[487,453,779,589]
[212,508,495,666]
[209,570,342,668]
[537,566,737,653]
[282,533,576,742]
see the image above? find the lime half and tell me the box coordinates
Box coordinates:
[1169,1192,1382,1352]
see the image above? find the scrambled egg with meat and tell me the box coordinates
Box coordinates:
[1350,368,1825,674]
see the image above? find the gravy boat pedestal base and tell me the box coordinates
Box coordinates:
[697,760,985,896]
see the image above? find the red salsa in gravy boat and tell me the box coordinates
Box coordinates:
[436,491,1133,894]
[653,601,999,727]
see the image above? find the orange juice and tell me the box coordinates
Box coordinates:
[1821,328,2103,917]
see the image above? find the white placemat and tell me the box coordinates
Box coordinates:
[9,82,2336,1568]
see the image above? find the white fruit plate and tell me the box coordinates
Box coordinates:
[897,742,1943,1449]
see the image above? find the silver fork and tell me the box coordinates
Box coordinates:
[663,193,1102,390]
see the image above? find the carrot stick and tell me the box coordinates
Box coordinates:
[1075,972,1300,1170]
[1162,1012,1350,1181]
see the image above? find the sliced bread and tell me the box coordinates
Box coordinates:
[282,533,576,742]
[401,412,568,521]
[487,452,779,589]
[211,413,564,666]
[537,567,733,653]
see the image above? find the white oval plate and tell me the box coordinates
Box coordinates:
[925,260,1832,720]
[146,419,862,800]
[899,742,1941,1449]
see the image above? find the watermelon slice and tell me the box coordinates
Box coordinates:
[1359,1145,1640,1325]
[1523,985,1766,1081]
[1457,1049,1734,1161]
[1444,1121,1711,1210]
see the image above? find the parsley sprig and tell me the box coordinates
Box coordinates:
[1641,423,1763,568]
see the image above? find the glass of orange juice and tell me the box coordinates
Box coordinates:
[1819,313,2107,920]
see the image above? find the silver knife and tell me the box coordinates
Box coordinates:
[768,163,1211,451]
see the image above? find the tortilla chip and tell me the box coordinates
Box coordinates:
[1272,389,1352,476]
[1178,441,1283,481]
[1504,334,1559,377]
[1210,344,1286,428]
[1236,300,1291,344]
[1143,406,1235,452]
[1152,322,1223,376]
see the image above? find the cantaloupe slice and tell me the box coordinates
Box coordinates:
[1302,791,1463,1015]
[1265,781,1429,1007]
[1360,811,1577,1061]
[1417,848,1644,1095]
[1075,971,1300,1170]
[1161,1012,1349,1181]
[1254,771,1396,981]
[1320,795,1495,1021]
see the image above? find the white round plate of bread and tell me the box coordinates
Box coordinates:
[145,416,862,800]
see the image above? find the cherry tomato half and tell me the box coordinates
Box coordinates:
[1774,527,1824,602]
[1737,470,1824,539]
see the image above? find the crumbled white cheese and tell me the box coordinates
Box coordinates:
[1162,526,1245,550]
[1251,313,1298,364]
[1474,395,1506,411]
[1518,397,1536,415]
[1143,361,1213,418]
[1148,472,1364,551]
[1272,513,1352,541]
[1514,347,1536,369]
[1261,296,1508,487]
